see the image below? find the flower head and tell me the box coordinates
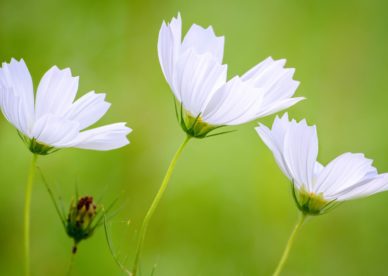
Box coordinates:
[63,194,114,254]
[256,113,388,215]
[158,14,304,138]
[0,59,131,154]
[67,196,98,248]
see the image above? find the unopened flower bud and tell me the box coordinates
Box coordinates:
[66,196,98,245]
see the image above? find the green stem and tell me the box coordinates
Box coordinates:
[131,136,191,276]
[67,244,77,276]
[273,213,307,276]
[24,154,38,276]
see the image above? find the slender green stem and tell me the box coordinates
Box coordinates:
[131,136,191,276]
[273,213,307,276]
[67,244,77,276]
[24,154,38,276]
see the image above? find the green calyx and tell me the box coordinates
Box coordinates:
[181,111,219,138]
[175,100,233,138]
[66,196,98,244]
[28,139,57,155]
[291,184,337,216]
[17,131,58,155]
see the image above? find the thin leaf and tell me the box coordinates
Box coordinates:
[173,97,180,123]
[291,181,302,211]
[179,101,187,131]
[91,197,120,231]
[55,180,67,222]
[103,211,132,275]
[38,168,66,227]
[150,261,158,276]
[189,112,202,130]
[95,183,111,206]
[75,182,79,201]
[17,130,29,146]
[321,199,340,214]
[205,129,237,138]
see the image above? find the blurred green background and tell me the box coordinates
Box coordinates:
[1,0,388,275]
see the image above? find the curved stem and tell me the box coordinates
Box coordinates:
[273,213,307,276]
[24,154,38,276]
[131,136,191,276]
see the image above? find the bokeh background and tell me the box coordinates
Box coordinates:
[1,0,388,275]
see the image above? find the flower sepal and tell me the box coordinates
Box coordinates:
[18,131,58,155]
[176,102,231,138]
[181,112,219,138]
[292,183,338,216]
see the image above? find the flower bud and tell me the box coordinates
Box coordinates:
[66,196,98,245]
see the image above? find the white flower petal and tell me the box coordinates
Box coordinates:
[313,161,324,184]
[0,59,34,132]
[243,57,302,117]
[283,119,318,192]
[202,76,263,125]
[0,59,132,152]
[332,174,388,201]
[64,91,111,130]
[31,114,80,147]
[159,15,302,128]
[173,50,227,116]
[0,87,30,134]
[256,115,388,202]
[243,59,295,96]
[268,113,293,147]
[71,123,131,151]
[260,73,300,106]
[256,114,319,191]
[315,153,377,196]
[158,13,182,96]
[241,57,275,81]
[255,113,293,180]
[35,66,79,119]
[201,58,302,126]
[181,24,224,63]
[255,97,305,118]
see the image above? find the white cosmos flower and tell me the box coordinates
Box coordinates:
[256,113,388,214]
[158,14,304,137]
[0,59,131,154]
